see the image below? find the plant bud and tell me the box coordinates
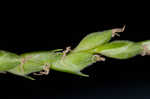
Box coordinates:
[8,50,62,76]
[0,50,20,71]
[52,52,98,77]
[73,27,124,52]
[92,41,143,59]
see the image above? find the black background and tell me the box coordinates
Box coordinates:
[0,7,150,99]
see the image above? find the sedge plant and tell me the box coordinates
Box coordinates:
[0,26,150,80]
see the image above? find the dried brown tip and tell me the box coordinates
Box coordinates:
[141,44,150,56]
[33,63,50,75]
[112,25,126,37]
[61,46,71,60]
[93,55,106,62]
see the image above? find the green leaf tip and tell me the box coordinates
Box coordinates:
[93,41,143,59]
[73,26,125,53]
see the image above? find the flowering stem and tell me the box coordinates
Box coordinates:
[0,27,149,80]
